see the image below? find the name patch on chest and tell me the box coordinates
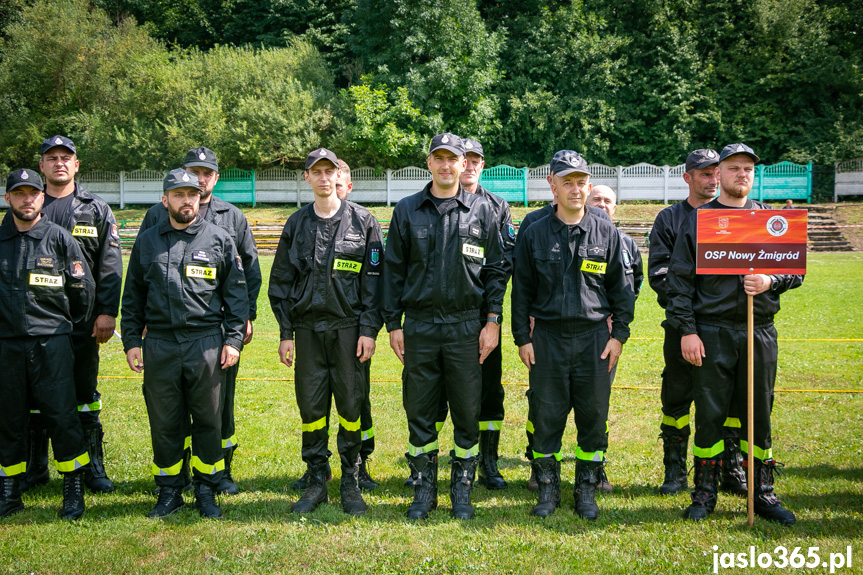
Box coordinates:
[462,243,484,259]
[30,273,63,287]
[72,225,98,238]
[580,260,607,274]
[186,266,216,280]
[333,259,361,273]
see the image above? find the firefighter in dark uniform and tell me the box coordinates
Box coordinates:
[139,147,261,496]
[0,169,95,520]
[515,181,612,492]
[667,143,801,525]
[383,133,507,520]
[122,168,249,519]
[511,150,634,520]
[269,149,383,516]
[290,158,381,494]
[648,149,747,497]
[19,136,123,495]
[585,184,644,494]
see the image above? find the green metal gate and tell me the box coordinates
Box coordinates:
[480,165,528,206]
[213,168,256,205]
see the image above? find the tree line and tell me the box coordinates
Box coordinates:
[0,0,860,174]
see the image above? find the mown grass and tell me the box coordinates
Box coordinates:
[0,249,860,574]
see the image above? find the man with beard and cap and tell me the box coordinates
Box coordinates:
[0,169,95,520]
[19,136,122,495]
[511,150,634,520]
[584,184,644,493]
[648,149,747,497]
[666,143,801,525]
[269,149,383,516]
[383,133,507,520]
[122,168,249,519]
[139,147,261,496]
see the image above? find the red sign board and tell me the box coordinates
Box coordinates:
[696,210,808,275]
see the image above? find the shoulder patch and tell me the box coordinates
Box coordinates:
[70,260,85,279]
[369,248,380,266]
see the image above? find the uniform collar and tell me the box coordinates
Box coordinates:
[418,182,469,210]
[549,206,592,232]
[0,211,52,240]
[308,198,345,222]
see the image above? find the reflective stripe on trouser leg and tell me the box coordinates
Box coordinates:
[55,451,90,473]
[659,321,694,436]
[0,461,26,477]
[740,441,773,461]
[403,318,482,458]
[692,324,777,461]
[693,439,724,459]
[143,334,225,489]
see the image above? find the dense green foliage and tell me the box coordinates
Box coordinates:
[0,0,860,172]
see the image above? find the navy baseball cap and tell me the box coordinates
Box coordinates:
[6,169,44,192]
[463,138,484,157]
[305,148,339,170]
[428,133,465,156]
[550,150,590,177]
[685,149,720,171]
[719,143,760,163]
[40,135,76,155]
[163,168,200,192]
[184,147,219,171]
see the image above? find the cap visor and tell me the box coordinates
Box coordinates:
[721,152,760,164]
[183,160,219,170]
[429,145,464,156]
[6,182,43,192]
[688,160,719,170]
[553,168,591,177]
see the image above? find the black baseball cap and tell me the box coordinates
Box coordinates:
[40,135,76,155]
[463,138,484,157]
[304,148,339,170]
[685,149,720,171]
[163,168,200,192]
[6,169,44,192]
[428,133,465,156]
[719,143,760,163]
[184,147,219,171]
[550,150,590,177]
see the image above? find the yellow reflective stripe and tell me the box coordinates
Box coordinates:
[740,440,772,461]
[338,414,361,432]
[576,447,604,462]
[29,409,41,414]
[605,421,610,434]
[693,440,724,459]
[78,399,102,413]
[333,259,361,273]
[55,451,90,473]
[0,461,26,477]
[186,265,216,279]
[191,455,225,475]
[408,440,439,456]
[724,417,741,428]
[152,459,184,476]
[184,436,192,451]
[435,421,445,432]
[71,225,98,238]
[580,260,607,274]
[532,451,562,462]
[362,426,374,441]
[662,414,690,429]
[454,444,479,458]
[302,417,327,433]
[222,434,238,449]
[525,420,535,434]
[479,420,503,431]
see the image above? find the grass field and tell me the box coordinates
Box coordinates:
[0,217,861,573]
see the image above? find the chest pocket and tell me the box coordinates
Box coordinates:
[333,241,365,275]
[26,256,64,290]
[459,223,486,263]
[410,225,431,260]
[184,251,219,289]
[71,214,98,239]
[579,244,607,274]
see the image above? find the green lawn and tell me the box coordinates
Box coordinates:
[0,252,861,575]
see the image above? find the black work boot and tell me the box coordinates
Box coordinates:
[0,476,24,518]
[659,433,689,495]
[720,437,748,495]
[406,452,437,520]
[340,460,368,516]
[357,456,379,492]
[291,462,329,514]
[683,455,721,521]
[20,426,50,492]
[477,430,508,490]
[217,446,240,496]
[292,460,333,490]
[449,454,479,520]
[574,460,601,520]
[530,457,561,518]
[597,460,613,493]
[194,482,223,519]
[148,486,185,518]
[83,424,115,493]
[60,470,86,520]
[753,458,795,526]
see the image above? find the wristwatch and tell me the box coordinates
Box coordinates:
[486,315,503,325]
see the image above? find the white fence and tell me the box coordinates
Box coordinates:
[835,159,863,201]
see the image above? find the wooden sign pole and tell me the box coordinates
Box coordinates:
[747,293,755,528]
